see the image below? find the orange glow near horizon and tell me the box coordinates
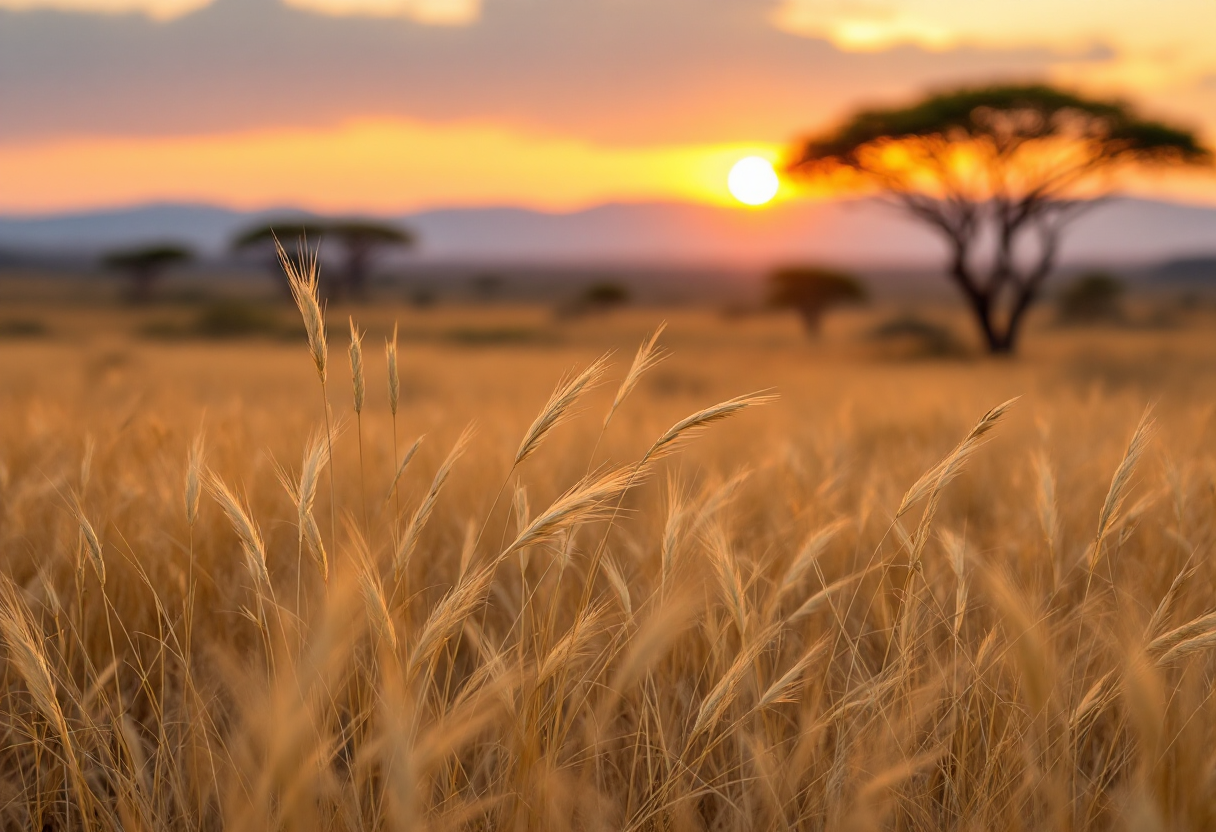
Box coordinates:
[0,120,799,215]
[0,120,1209,217]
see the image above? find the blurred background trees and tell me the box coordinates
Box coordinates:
[101,244,193,303]
[232,219,413,301]
[767,266,868,335]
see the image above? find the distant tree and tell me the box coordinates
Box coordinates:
[231,220,326,297]
[556,280,631,318]
[582,281,631,309]
[101,244,193,303]
[232,218,413,300]
[328,221,414,299]
[789,83,1211,353]
[1058,271,1126,323]
[767,266,868,335]
[470,273,505,301]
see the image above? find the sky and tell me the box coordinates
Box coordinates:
[1,0,1214,215]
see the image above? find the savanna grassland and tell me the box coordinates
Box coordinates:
[1,279,1216,832]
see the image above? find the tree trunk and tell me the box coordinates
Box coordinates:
[946,241,1053,356]
[345,243,371,300]
[266,256,294,299]
[990,228,1058,354]
[130,267,157,304]
[989,330,1017,354]
[946,249,1004,354]
[992,280,1042,354]
[797,305,823,337]
[913,202,1068,356]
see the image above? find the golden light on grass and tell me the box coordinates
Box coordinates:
[0,304,1214,829]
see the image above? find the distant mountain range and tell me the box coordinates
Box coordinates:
[1,197,1214,271]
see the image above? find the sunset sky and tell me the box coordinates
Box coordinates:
[2,0,1214,214]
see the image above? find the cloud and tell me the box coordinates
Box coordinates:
[0,0,1068,147]
[0,0,204,18]
[0,0,479,21]
[771,0,1216,107]
[284,0,479,25]
[771,0,1214,57]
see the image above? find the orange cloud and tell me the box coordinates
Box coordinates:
[0,0,481,21]
[283,0,479,24]
[0,0,206,18]
[0,119,792,214]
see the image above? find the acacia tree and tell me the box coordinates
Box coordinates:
[767,266,868,335]
[232,221,327,298]
[328,221,414,299]
[101,244,193,303]
[789,84,1210,353]
[233,219,414,300]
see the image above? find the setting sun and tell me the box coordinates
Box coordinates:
[727,156,780,206]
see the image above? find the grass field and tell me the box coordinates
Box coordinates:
[1,288,1215,831]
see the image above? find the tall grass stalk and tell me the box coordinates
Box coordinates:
[184,431,203,661]
[276,237,335,549]
[349,316,369,534]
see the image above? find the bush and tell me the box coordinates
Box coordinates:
[866,314,967,358]
[0,318,48,338]
[556,281,632,318]
[1058,272,1126,324]
[583,282,629,306]
[192,301,282,338]
[140,301,284,340]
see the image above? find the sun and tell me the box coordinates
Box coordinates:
[727,156,780,206]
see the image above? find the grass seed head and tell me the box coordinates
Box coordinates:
[1091,406,1156,571]
[386,323,400,417]
[349,317,365,414]
[72,498,105,586]
[644,392,776,463]
[205,470,269,585]
[185,432,204,527]
[395,426,473,579]
[276,236,327,383]
[604,322,667,429]
[515,353,610,467]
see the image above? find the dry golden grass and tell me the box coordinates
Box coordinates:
[0,290,1215,831]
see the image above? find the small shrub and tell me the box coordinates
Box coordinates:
[582,281,630,307]
[556,281,632,318]
[191,301,282,338]
[469,273,505,300]
[140,301,284,339]
[1057,272,1126,324]
[410,287,438,308]
[866,314,967,358]
[0,318,48,338]
[443,327,556,346]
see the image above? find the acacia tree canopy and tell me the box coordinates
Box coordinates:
[102,244,193,271]
[101,244,194,303]
[233,218,414,300]
[768,266,868,335]
[789,83,1211,353]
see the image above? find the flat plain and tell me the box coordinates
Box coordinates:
[1,293,1215,831]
